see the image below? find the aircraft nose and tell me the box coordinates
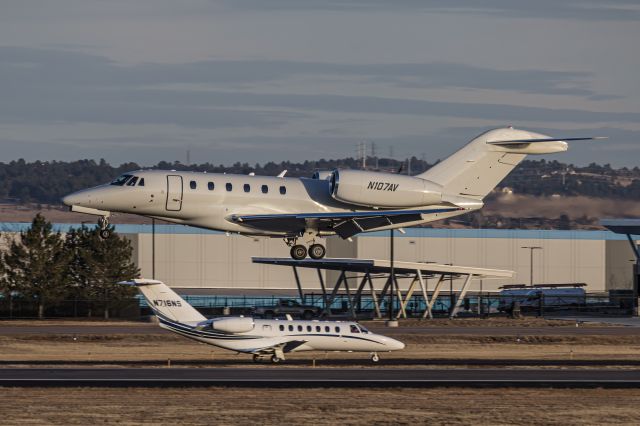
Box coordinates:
[390,338,405,351]
[62,191,89,207]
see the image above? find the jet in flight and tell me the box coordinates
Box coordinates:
[123,278,405,363]
[63,127,600,259]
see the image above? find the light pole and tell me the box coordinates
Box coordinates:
[521,246,543,286]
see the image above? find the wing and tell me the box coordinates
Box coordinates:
[229,207,463,239]
[249,339,307,355]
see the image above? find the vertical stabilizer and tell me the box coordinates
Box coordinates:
[417,127,566,200]
[121,279,206,324]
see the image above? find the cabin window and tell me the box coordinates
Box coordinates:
[350,325,360,333]
[190,180,196,189]
[138,178,145,186]
[261,185,268,194]
[244,184,250,193]
[306,325,312,332]
[126,176,139,186]
[279,325,284,331]
[335,326,341,333]
[316,326,321,332]
[297,325,303,332]
[226,183,232,191]
[288,325,294,332]
[208,182,214,191]
[110,174,132,186]
[325,326,330,333]
[279,185,286,195]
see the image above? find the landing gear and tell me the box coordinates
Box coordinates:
[285,238,326,260]
[98,216,111,239]
[308,244,326,260]
[290,245,307,260]
[370,352,380,363]
[270,355,282,364]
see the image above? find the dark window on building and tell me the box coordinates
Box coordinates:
[208,182,214,191]
[190,180,196,189]
[288,325,293,332]
[279,186,286,195]
[127,176,139,186]
[244,184,250,193]
[138,178,145,186]
[226,183,232,191]
[279,325,284,331]
[261,185,268,194]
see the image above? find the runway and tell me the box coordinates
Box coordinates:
[1,324,638,336]
[1,368,639,388]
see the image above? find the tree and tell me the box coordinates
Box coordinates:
[0,214,68,318]
[66,225,139,319]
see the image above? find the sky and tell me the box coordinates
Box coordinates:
[1,0,639,167]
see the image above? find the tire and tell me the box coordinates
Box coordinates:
[290,245,307,260]
[99,229,111,239]
[371,353,380,363]
[308,244,326,259]
[271,355,281,364]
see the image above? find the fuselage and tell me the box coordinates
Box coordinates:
[62,169,473,237]
[158,315,405,353]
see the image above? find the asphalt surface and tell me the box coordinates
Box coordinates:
[1,324,639,336]
[0,368,639,388]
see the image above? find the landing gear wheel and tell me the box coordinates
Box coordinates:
[370,352,380,363]
[290,245,307,260]
[99,229,111,239]
[308,244,326,260]
[270,355,282,364]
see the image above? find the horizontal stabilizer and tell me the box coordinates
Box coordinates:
[488,136,606,146]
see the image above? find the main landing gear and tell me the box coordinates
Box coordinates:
[370,352,380,363]
[287,241,326,260]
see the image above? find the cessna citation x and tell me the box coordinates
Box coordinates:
[123,279,405,363]
[63,127,601,259]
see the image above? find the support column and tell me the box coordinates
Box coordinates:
[450,274,473,319]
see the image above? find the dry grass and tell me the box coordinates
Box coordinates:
[0,387,639,425]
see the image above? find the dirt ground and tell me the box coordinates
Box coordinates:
[0,387,639,426]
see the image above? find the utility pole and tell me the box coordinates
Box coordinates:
[521,246,543,286]
[387,229,398,327]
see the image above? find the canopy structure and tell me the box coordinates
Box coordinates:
[601,219,640,315]
[252,257,514,319]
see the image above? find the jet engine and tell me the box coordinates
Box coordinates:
[209,317,255,333]
[329,169,443,208]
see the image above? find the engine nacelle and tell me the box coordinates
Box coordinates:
[209,317,254,333]
[330,169,443,208]
[312,170,333,180]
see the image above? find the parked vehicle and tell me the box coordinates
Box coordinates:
[498,286,586,312]
[253,299,321,319]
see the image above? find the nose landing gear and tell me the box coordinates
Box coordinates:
[98,216,111,239]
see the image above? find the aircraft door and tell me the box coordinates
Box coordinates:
[166,175,183,211]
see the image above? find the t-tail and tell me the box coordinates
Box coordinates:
[417,127,604,202]
[120,279,206,325]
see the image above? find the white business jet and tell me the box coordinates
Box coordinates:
[123,279,405,363]
[63,127,601,259]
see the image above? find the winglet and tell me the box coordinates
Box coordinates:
[488,136,607,146]
[277,170,287,178]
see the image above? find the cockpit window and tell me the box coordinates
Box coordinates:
[110,174,133,186]
[126,176,139,186]
[138,178,145,186]
[350,325,360,333]
[358,325,369,334]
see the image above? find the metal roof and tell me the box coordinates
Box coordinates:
[252,257,514,279]
[600,219,640,236]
